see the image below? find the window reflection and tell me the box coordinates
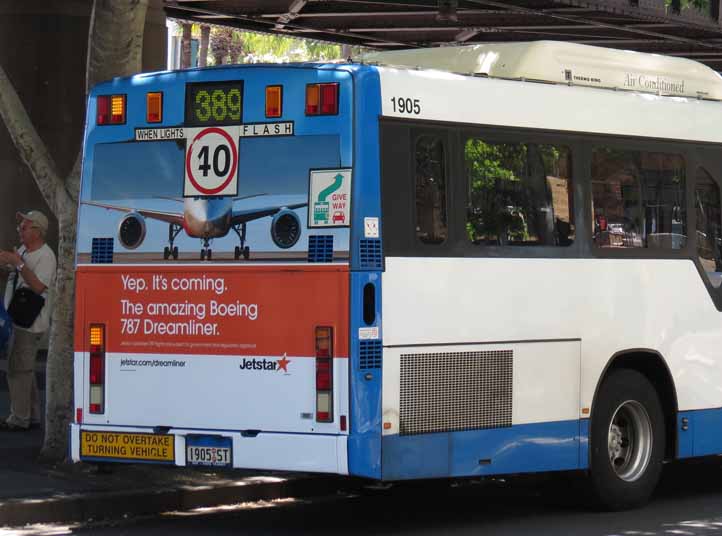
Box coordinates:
[464,139,574,246]
[592,149,686,249]
[415,136,447,244]
[696,168,722,287]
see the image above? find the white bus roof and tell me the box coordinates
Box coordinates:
[361,41,722,101]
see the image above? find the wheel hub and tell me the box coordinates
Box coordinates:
[606,400,653,482]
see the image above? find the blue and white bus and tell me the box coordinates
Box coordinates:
[71,40,722,510]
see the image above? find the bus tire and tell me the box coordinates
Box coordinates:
[589,368,665,510]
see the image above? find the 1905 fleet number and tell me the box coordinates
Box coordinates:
[390,97,421,115]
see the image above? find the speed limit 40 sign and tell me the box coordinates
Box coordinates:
[184,126,239,197]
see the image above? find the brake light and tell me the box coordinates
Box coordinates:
[315,326,333,422]
[96,94,126,125]
[146,92,163,123]
[76,408,83,424]
[305,83,339,116]
[320,83,339,115]
[266,85,282,118]
[89,324,105,414]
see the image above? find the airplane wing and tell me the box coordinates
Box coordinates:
[81,201,184,226]
[231,202,307,225]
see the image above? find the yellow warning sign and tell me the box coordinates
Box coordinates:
[80,431,175,462]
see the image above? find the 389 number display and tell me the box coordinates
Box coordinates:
[185,81,244,126]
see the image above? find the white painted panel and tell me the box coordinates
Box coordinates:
[382,257,722,413]
[81,354,348,435]
[512,341,580,424]
[378,68,722,143]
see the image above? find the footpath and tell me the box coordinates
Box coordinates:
[0,360,349,528]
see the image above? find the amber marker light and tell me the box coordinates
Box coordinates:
[147,92,163,123]
[266,85,282,118]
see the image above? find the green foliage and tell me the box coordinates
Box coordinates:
[206,26,342,65]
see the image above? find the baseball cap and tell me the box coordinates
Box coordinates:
[16,211,49,234]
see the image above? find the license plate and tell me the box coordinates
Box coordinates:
[185,435,232,467]
[80,431,175,463]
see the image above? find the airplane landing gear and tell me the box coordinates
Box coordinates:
[164,223,182,261]
[200,238,212,261]
[232,223,250,261]
[234,246,250,260]
[164,246,179,260]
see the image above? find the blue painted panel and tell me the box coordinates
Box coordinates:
[579,418,590,469]
[382,420,582,481]
[346,67,384,479]
[689,408,722,458]
[348,271,382,479]
[678,411,694,458]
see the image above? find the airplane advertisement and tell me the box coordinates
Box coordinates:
[76,134,350,263]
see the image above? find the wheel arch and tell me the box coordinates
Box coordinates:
[591,349,678,461]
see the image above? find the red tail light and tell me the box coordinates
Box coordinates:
[306,83,339,116]
[89,324,105,414]
[315,326,333,422]
[320,83,339,115]
[76,408,83,424]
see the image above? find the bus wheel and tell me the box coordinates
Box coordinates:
[589,369,665,510]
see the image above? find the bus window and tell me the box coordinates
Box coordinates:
[465,140,573,246]
[592,148,686,249]
[415,136,447,244]
[696,167,722,287]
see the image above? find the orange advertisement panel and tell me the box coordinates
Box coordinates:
[75,265,349,357]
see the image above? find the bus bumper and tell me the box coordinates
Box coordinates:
[70,424,349,474]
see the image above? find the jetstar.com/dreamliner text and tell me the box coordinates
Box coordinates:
[118,274,259,338]
[120,358,186,368]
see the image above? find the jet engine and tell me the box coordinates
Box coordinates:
[270,209,302,249]
[117,212,147,250]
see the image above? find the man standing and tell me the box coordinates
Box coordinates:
[0,211,56,431]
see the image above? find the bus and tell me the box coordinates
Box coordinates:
[71,40,722,510]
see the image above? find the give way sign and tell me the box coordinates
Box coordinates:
[184,126,239,197]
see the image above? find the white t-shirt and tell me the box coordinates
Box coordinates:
[4,243,57,333]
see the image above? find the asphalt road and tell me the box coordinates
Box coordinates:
[23,456,722,536]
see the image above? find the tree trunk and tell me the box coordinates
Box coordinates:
[181,23,192,68]
[0,0,148,462]
[199,25,210,67]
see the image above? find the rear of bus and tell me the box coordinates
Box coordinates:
[70,64,384,478]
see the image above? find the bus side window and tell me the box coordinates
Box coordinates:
[695,167,722,288]
[464,139,574,247]
[591,148,686,250]
[415,136,447,244]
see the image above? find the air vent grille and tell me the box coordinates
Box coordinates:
[400,350,513,436]
[308,235,334,263]
[91,237,114,264]
[360,340,382,369]
[359,239,382,270]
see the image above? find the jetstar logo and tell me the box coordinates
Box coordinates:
[239,354,291,373]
